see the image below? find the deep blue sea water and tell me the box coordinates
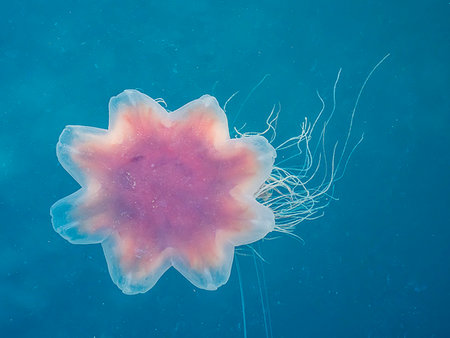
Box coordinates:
[1,1,449,337]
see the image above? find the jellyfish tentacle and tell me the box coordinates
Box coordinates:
[235,255,248,338]
[336,53,391,176]
[237,55,389,240]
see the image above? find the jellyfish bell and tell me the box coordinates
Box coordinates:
[51,90,278,294]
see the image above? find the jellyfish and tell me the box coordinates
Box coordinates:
[51,54,389,294]
[51,88,306,294]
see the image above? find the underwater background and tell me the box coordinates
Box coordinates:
[1,0,449,337]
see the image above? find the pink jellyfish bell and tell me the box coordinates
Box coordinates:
[51,90,277,294]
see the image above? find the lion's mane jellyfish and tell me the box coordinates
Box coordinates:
[51,89,342,294]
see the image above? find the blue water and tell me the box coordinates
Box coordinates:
[1,1,449,337]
